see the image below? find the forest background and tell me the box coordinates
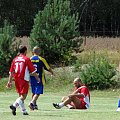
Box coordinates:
[0,0,120,36]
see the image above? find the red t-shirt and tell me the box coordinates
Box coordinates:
[74,85,90,108]
[9,54,36,81]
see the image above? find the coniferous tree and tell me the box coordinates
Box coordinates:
[0,21,20,77]
[30,0,83,64]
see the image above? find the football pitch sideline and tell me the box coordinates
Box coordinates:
[0,91,120,120]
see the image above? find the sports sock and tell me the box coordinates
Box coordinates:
[13,98,27,113]
[58,102,64,108]
[20,102,27,113]
[13,98,22,108]
[30,101,35,105]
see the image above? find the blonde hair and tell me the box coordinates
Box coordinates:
[33,46,40,54]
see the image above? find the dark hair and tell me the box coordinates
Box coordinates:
[19,45,27,53]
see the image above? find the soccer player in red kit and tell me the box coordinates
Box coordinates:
[6,45,40,115]
[53,77,90,109]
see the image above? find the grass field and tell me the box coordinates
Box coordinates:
[1,36,120,120]
[0,90,120,120]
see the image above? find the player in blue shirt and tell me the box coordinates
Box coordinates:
[29,46,54,110]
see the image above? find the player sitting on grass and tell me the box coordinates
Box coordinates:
[53,77,90,109]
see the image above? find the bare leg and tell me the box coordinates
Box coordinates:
[53,96,81,109]
[29,94,40,110]
[63,96,81,109]
[32,94,40,104]
[61,96,75,109]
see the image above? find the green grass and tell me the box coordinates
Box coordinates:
[0,90,120,120]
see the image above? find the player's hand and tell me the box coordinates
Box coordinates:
[35,74,40,83]
[37,78,40,83]
[6,81,12,89]
[68,94,73,98]
[51,74,54,77]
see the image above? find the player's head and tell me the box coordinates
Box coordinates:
[73,77,82,88]
[19,45,27,54]
[33,46,40,55]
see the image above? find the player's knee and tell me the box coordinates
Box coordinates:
[69,96,76,100]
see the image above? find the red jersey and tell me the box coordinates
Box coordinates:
[74,85,90,108]
[9,54,36,81]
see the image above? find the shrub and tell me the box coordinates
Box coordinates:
[74,52,117,90]
[111,71,120,88]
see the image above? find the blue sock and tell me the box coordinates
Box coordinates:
[118,99,120,107]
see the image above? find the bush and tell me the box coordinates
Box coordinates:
[111,71,120,88]
[74,52,117,90]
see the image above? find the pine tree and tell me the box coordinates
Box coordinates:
[0,20,20,77]
[30,0,83,64]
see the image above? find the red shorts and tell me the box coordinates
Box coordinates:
[14,78,29,94]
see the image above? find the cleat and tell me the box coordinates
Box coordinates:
[23,112,29,115]
[10,105,16,116]
[69,106,75,109]
[53,103,61,109]
[28,103,34,110]
[34,105,38,110]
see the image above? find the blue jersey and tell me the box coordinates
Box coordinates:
[30,55,50,86]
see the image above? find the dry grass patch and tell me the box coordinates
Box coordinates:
[84,37,120,51]
[16,36,120,64]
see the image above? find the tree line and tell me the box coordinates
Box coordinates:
[0,0,120,36]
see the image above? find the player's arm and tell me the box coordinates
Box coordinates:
[68,91,84,98]
[44,66,55,76]
[48,68,54,75]
[6,71,14,88]
[31,71,40,83]
[27,58,40,83]
[40,57,54,75]
[68,87,86,98]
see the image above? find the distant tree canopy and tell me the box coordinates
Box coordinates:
[0,0,120,36]
[70,0,120,36]
[0,0,47,36]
